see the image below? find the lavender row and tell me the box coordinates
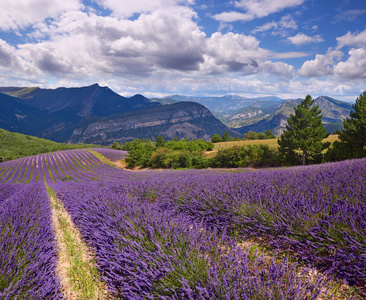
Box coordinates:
[54,181,328,299]
[0,149,136,184]
[122,158,366,288]
[0,183,61,299]
[53,157,365,289]
[0,149,111,184]
[0,149,243,184]
[0,184,20,204]
[87,148,128,161]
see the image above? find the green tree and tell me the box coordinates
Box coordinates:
[278,95,330,165]
[337,91,366,158]
[265,129,276,138]
[222,131,230,142]
[211,144,280,168]
[155,135,166,147]
[111,142,121,150]
[211,134,222,143]
[125,139,155,168]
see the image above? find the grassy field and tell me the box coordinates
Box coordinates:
[204,134,339,158]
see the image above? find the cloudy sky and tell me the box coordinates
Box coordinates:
[0,0,365,101]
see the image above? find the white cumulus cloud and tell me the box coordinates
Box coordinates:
[0,0,82,31]
[334,48,366,79]
[201,32,294,78]
[336,29,366,49]
[299,37,366,81]
[214,0,304,22]
[251,15,297,36]
[260,61,295,78]
[288,33,324,45]
[15,7,207,78]
[298,49,343,77]
[96,0,194,18]
[202,32,266,74]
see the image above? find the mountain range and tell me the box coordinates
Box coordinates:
[0,84,239,145]
[0,84,353,145]
[153,94,353,136]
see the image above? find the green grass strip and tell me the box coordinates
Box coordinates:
[46,185,107,300]
[48,153,68,181]
[86,150,116,167]
[3,159,22,183]
[53,152,75,182]
[25,161,33,184]
[45,157,56,183]
[17,164,28,183]
[71,152,97,173]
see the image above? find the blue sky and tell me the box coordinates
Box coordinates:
[0,0,365,101]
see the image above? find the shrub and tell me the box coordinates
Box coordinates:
[164,139,214,152]
[125,139,155,168]
[243,130,276,140]
[151,148,209,169]
[111,142,122,150]
[211,134,222,143]
[212,144,280,168]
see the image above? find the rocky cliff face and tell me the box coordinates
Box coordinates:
[69,102,241,144]
[235,96,353,136]
[0,85,240,144]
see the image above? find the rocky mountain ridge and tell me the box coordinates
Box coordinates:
[155,94,353,136]
[0,84,240,144]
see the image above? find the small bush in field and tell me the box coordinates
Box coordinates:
[212,144,280,168]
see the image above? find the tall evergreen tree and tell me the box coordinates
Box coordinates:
[335,91,366,158]
[155,135,165,147]
[222,131,230,142]
[278,95,330,165]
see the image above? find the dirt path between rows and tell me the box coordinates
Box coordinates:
[49,190,112,300]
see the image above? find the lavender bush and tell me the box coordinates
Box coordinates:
[54,181,328,299]
[1,149,365,297]
[0,183,61,299]
[87,148,127,161]
[122,159,366,288]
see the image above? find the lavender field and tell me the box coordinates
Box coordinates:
[0,148,365,299]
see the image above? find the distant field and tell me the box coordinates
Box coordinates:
[205,134,339,157]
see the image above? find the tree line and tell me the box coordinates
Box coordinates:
[211,129,275,143]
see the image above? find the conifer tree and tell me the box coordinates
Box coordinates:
[278,95,329,165]
[155,135,165,147]
[336,91,366,158]
[222,131,230,142]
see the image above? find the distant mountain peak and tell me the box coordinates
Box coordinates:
[234,95,353,136]
[1,84,236,144]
